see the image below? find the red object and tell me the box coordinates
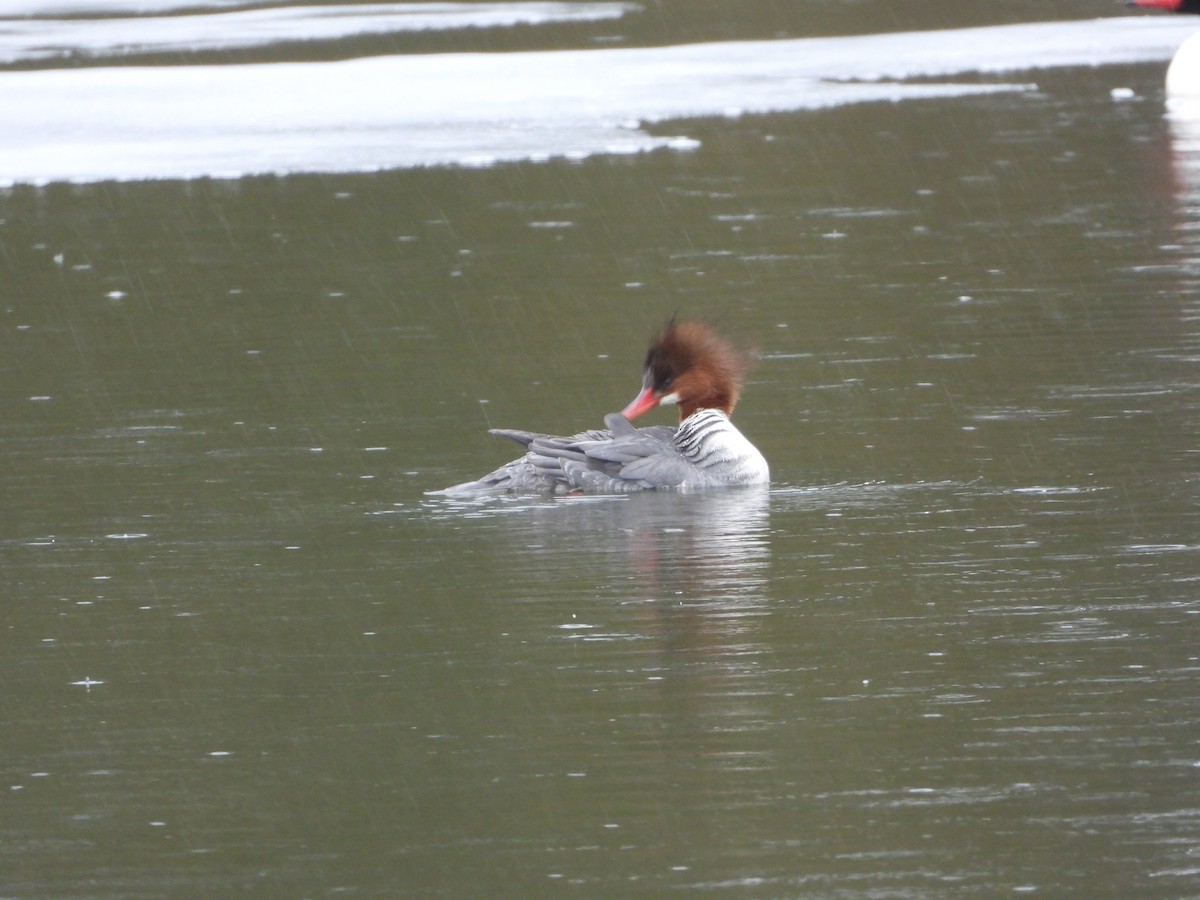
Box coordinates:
[621,385,661,421]
[1132,0,1198,11]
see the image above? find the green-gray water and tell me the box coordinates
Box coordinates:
[2,3,1198,896]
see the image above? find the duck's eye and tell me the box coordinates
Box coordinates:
[657,375,674,392]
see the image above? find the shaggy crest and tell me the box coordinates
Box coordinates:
[643,318,754,417]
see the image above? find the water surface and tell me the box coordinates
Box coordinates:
[2,2,1199,897]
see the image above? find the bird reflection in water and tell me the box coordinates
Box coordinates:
[427,486,772,639]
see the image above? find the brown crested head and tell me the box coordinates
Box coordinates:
[638,318,754,420]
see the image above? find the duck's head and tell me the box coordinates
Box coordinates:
[621,319,754,422]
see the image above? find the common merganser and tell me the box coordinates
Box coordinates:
[431,319,770,495]
[1134,0,1200,99]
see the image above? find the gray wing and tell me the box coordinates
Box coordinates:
[428,425,613,495]
[429,416,702,496]
[550,414,697,492]
[488,426,609,450]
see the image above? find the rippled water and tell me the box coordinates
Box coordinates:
[2,2,1199,897]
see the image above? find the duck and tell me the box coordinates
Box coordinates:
[1167,33,1200,99]
[431,319,770,495]
[1133,0,1200,100]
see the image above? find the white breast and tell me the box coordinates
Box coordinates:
[674,409,769,486]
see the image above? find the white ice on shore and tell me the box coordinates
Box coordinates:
[0,2,638,62]
[0,15,1195,186]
